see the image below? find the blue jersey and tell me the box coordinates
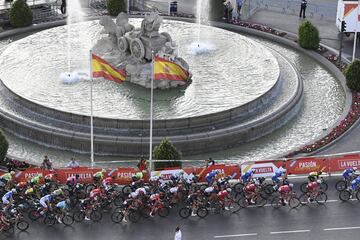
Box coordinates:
[56,201,67,209]
[206,171,218,182]
[343,169,355,178]
[3,191,13,200]
[351,176,360,190]
[40,194,52,203]
[241,170,253,182]
[273,169,283,178]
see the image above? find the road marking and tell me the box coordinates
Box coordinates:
[324,226,360,231]
[270,230,310,234]
[214,233,258,238]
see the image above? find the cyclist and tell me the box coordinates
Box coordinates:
[89,188,103,202]
[278,183,294,205]
[44,170,57,183]
[206,170,220,186]
[0,171,15,186]
[343,167,357,183]
[244,182,257,204]
[66,174,79,188]
[187,191,200,217]
[2,189,16,212]
[102,176,115,191]
[39,194,54,214]
[241,169,256,184]
[16,181,28,193]
[351,175,360,192]
[308,171,322,182]
[149,193,161,217]
[217,188,232,210]
[93,169,107,183]
[306,180,320,202]
[272,167,286,185]
[30,174,42,186]
[55,199,70,223]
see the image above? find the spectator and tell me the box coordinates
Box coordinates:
[137,157,147,172]
[299,0,307,19]
[66,157,80,168]
[205,157,215,167]
[224,0,233,21]
[236,0,243,19]
[6,160,15,173]
[61,0,66,14]
[41,156,53,170]
[174,226,182,240]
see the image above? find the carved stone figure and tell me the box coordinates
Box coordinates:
[92,12,191,89]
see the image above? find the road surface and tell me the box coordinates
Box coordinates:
[2,176,360,240]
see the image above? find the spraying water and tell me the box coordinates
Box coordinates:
[193,0,213,55]
[60,0,89,84]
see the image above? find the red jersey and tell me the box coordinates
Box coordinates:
[217,190,229,200]
[90,188,102,198]
[279,185,291,193]
[102,177,113,186]
[245,184,256,192]
[44,173,56,181]
[16,182,27,189]
[307,182,318,192]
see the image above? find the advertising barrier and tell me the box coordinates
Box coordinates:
[10,153,360,185]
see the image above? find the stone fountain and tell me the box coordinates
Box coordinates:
[92,12,191,89]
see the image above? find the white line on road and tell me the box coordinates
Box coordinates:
[324,226,360,231]
[270,230,311,235]
[214,233,258,238]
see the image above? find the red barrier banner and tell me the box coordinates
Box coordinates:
[327,154,360,172]
[240,160,285,178]
[15,168,48,182]
[285,157,328,175]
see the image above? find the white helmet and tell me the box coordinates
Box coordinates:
[316,180,322,184]
[11,188,17,194]
[226,188,232,193]
[289,183,294,189]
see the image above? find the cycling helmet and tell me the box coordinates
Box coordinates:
[65,199,71,205]
[251,169,256,173]
[226,188,232,193]
[316,180,322,184]
[144,186,150,192]
[11,188,17,194]
[282,168,287,173]
[289,183,294,189]
[353,167,357,171]
[101,169,106,173]
[10,171,15,175]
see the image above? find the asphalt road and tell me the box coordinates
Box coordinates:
[2,176,360,240]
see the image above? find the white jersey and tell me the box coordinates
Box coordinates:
[204,187,214,193]
[170,187,179,194]
[135,188,146,195]
[129,192,139,199]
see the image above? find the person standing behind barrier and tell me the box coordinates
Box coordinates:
[299,0,307,19]
[61,0,66,15]
[236,0,243,20]
[174,226,182,240]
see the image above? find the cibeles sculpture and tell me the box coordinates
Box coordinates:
[92,12,192,89]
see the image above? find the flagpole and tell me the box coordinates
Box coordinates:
[90,50,94,168]
[353,0,359,61]
[149,51,154,172]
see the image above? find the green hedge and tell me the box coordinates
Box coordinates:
[209,0,226,21]
[9,0,33,28]
[107,0,127,16]
[153,139,182,170]
[298,20,320,50]
[345,60,360,91]
[0,130,9,162]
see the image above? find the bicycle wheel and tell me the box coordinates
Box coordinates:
[44,214,56,225]
[300,183,308,193]
[196,207,208,218]
[320,182,328,192]
[339,190,351,201]
[85,184,96,193]
[315,192,328,204]
[28,210,41,221]
[111,212,124,223]
[140,207,151,218]
[264,184,274,196]
[113,196,124,207]
[158,207,170,217]
[122,185,132,195]
[129,210,141,223]
[299,193,308,205]
[73,211,85,222]
[356,190,360,201]
[255,196,267,207]
[90,210,102,222]
[335,180,347,192]
[16,220,29,231]
[271,197,282,209]
[238,197,249,208]
[288,197,301,209]
[179,207,191,219]
[233,183,244,194]
[62,214,74,226]
[228,201,241,213]
[199,184,208,192]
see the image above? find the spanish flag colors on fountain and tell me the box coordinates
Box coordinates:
[91,54,126,83]
[154,56,189,81]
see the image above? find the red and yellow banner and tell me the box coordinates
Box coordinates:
[92,54,126,83]
[154,56,189,82]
